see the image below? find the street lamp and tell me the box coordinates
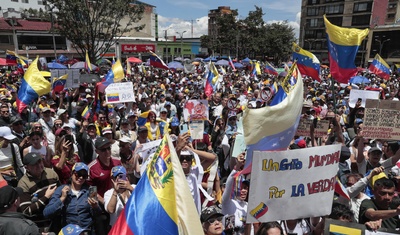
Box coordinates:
[375,38,391,55]
[176,31,186,58]
[45,2,57,60]
[163,27,171,63]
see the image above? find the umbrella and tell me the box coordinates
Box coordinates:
[193,57,203,62]
[215,59,229,66]
[127,57,142,63]
[70,61,98,70]
[96,58,112,65]
[203,57,218,62]
[47,62,68,69]
[349,75,370,84]
[168,61,184,70]
[0,58,7,66]
[80,74,101,83]
[233,62,243,68]
[173,57,183,61]
[242,57,251,63]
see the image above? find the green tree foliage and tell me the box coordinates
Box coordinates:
[264,21,296,64]
[45,0,145,61]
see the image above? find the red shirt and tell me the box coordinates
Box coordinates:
[88,157,121,197]
[51,154,81,184]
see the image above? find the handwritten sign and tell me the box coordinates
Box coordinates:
[105,82,135,104]
[363,99,400,140]
[296,119,329,137]
[183,100,209,122]
[349,89,379,108]
[247,144,341,222]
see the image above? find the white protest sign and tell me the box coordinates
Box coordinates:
[231,135,246,158]
[349,89,379,108]
[247,144,341,222]
[183,100,209,122]
[50,69,80,88]
[296,119,329,137]
[188,120,204,140]
[105,82,135,104]
[136,139,163,175]
[363,99,400,140]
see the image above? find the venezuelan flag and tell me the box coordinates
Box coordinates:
[85,51,92,72]
[324,15,369,84]
[242,63,303,174]
[369,54,391,80]
[137,111,149,127]
[6,50,18,65]
[97,59,124,93]
[149,51,169,70]
[334,176,350,200]
[264,62,278,76]
[81,105,91,120]
[16,57,51,113]
[292,42,321,81]
[228,56,236,71]
[107,93,120,102]
[204,61,219,97]
[109,135,203,235]
[51,74,68,94]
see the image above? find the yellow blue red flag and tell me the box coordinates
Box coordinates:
[368,54,391,80]
[292,42,320,81]
[97,59,124,92]
[109,134,203,235]
[324,15,369,83]
[16,57,51,113]
[85,51,92,72]
[52,74,68,94]
[205,61,219,97]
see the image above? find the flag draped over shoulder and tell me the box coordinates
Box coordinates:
[324,15,369,83]
[369,54,391,80]
[241,63,304,174]
[292,42,321,81]
[16,57,51,113]
[97,59,125,93]
[149,51,169,70]
[85,51,92,72]
[109,134,203,235]
[205,61,219,97]
[52,74,68,94]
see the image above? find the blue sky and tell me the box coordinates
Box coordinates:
[142,0,302,39]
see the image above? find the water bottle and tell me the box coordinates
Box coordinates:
[31,193,38,203]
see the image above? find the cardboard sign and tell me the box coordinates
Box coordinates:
[296,118,329,137]
[324,218,400,235]
[349,89,379,108]
[50,69,80,88]
[363,99,400,140]
[105,82,135,104]
[183,100,209,122]
[247,145,341,222]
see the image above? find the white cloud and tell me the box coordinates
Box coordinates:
[157,15,208,39]
[266,11,301,40]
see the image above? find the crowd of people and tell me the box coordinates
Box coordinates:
[0,60,399,235]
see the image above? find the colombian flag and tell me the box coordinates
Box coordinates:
[204,61,219,97]
[97,59,124,93]
[324,15,369,84]
[109,135,203,235]
[264,62,278,76]
[149,51,169,70]
[369,54,391,80]
[51,74,68,94]
[16,57,51,113]
[292,43,320,81]
[85,51,92,72]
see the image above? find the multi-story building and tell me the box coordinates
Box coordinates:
[299,0,389,66]
[207,6,232,56]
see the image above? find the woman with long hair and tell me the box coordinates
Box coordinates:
[144,111,161,140]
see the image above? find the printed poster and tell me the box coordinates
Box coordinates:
[183,100,209,122]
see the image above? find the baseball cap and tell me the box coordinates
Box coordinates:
[297,139,306,148]
[41,107,51,112]
[171,117,179,127]
[55,128,67,137]
[119,136,132,144]
[201,206,224,223]
[10,116,23,125]
[57,109,67,116]
[368,147,382,154]
[120,118,129,124]
[160,107,167,113]
[138,126,148,132]
[62,124,72,129]
[23,152,42,165]
[0,126,16,140]
[102,127,112,135]
[72,162,89,173]
[116,104,126,110]
[60,224,86,235]
[0,185,23,210]
[127,111,137,117]
[165,102,171,106]
[95,137,111,149]
[111,166,127,178]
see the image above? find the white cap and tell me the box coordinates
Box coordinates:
[57,109,67,116]
[118,136,132,144]
[0,126,16,140]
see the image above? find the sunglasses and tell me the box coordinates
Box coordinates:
[73,171,88,179]
[98,146,111,152]
[179,155,193,162]
[207,216,223,224]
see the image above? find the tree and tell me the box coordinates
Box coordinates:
[264,21,296,64]
[45,0,145,61]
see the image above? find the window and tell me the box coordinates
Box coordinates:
[308,0,319,4]
[0,35,11,44]
[325,0,344,2]
[325,4,344,14]
[326,17,343,26]
[309,18,318,27]
[22,0,29,3]
[354,2,372,12]
[38,0,44,4]
[352,15,371,26]
[307,7,319,16]
[387,13,395,20]
[11,0,18,2]
[389,3,397,9]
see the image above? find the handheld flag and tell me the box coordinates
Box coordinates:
[52,74,68,94]
[324,15,369,83]
[228,56,236,71]
[137,111,149,127]
[368,54,391,80]
[149,51,169,70]
[242,63,303,174]
[335,176,350,200]
[97,59,125,93]
[85,51,92,72]
[6,50,18,65]
[264,62,278,76]
[109,135,203,235]
[292,42,321,81]
[16,57,51,113]
[126,57,132,76]
[255,61,261,75]
[81,105,91,120]
[205,62,219,97]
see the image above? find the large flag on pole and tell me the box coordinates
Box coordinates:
[109,134,203,235]
[324,15,369,83]
[97,59,125,93]
[242,63,304,174]
[292,42,321,81]
[228,56,236,71]
[16,57,51,113]
[368,54,391,80]
[204,61,219,97]
[149,51,169,70]
[85,51,92,72]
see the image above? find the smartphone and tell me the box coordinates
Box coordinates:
[89,186,97,200]
[179,123,189,135]
[65,134,74,143]
[117,174,127,181]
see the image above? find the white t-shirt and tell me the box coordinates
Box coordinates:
[0,143,25,174]
[104,186,135,226]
